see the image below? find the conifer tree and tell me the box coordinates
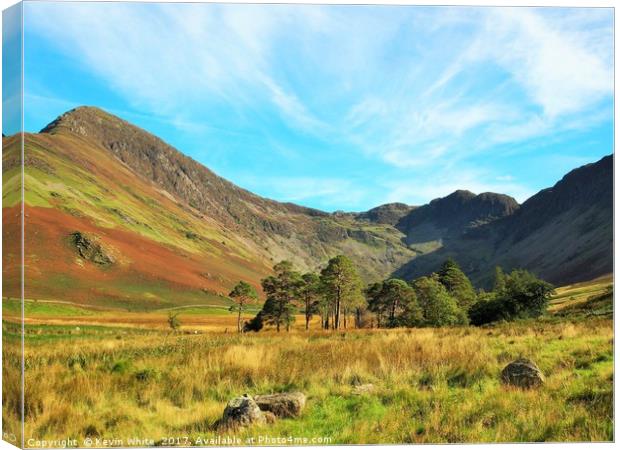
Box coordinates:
[412,275,468,326]
[260,261,301,332]
[229,281,259,333]
[367,278,421,327]
[320,255,365,330]
[299,272,322,330]
[437,258,476,310]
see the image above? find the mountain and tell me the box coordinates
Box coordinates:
[395,155,613,286]
[396,190,519,246]
[2,106,613,310]
[3,107,416,309]
[488,154,613,284]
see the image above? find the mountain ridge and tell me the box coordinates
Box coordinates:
[2,106,612,309]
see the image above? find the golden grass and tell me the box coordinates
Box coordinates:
[2,317,613,446]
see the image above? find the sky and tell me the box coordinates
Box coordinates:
[8,2,615,212]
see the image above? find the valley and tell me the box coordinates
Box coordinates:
[1,106,613,311]
[1,106,613,446]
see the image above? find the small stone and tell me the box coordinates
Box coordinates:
[501,358,545,388]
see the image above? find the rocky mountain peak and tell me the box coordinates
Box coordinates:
[356,202,416,225]
[41,106,124,137]
[398,190,519,233]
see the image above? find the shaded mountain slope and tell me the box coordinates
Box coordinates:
[489,154,613,285]
[395,155,613,286]
[396,190,519,247]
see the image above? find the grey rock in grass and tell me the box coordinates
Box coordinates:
[221,394,266,428]
[254,392,306,418]
[352,383,376,395]
[501,358,545,388]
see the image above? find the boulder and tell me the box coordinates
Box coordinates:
[254,392,306,418]
[501,358,545,388]
[221,395,266,428]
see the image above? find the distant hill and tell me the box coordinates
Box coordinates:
[2,106,612,309]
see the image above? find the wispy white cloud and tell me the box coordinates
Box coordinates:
[258,75,329,135]
[382,167,534,206]
[235,175,367,208]
[24,4,613,210]
[26,3,329,134]
[342,7,612,170]
[471,8,612,118]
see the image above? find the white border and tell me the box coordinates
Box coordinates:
[0,2,616,450]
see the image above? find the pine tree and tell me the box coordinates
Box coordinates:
[320,255,365,330]
[366,282,387,327]
[260,261,301,332]
[367,279,421,327]
[493,266,506,293]
[412,275,468,326]
[229,281,259,333]
[437,258,476,311]
[299,272,322,330]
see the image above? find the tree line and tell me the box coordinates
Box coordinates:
[228,255,554,333]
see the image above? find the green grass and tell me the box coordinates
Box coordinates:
[3,298,95,317]
[2,166,22,208]
[549,276,613,318]
[21,275,235,312]
[3,320,155,343]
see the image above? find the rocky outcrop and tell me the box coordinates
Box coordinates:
[397,190,519,235]
[501,358,545,388]
[70,232,114,266]
[356,203,415,226]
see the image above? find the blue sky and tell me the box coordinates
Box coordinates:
[13,2,615,212]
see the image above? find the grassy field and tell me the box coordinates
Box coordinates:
[2,277,614,446]
[549,274,613,312]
